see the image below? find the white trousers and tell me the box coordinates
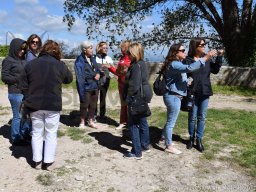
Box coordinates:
[30,110,60,163]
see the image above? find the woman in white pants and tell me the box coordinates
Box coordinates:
[20,40,73,170]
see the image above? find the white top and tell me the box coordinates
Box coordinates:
[96,55,114,78]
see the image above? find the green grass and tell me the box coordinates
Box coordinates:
[114,107,256,177]
[61,79,256,98]
[66,127,86,141]
[36,173,54,186]
[212,84,256,97]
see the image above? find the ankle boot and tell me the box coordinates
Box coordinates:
[196,139,204,152]
[187,137,194,149]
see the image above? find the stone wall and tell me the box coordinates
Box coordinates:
[1,58,256,88]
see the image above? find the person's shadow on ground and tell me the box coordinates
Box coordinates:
[0,123,33,167]
[60,110,119,127]
[88,131,131,154]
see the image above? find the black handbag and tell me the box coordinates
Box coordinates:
[153,72,167,96]
[129,64,151,118]
[180,86,194,112]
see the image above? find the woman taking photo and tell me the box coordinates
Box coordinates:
[184,37,224,152]
[123,42,152,160]
[161,43,216,155]
[75,41,100,128]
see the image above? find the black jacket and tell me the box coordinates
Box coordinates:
[20,53,73,111]
[183,56,222,96]
[124,60,152,103]
[1,38,27,94]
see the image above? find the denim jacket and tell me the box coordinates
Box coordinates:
[164,59,205,96]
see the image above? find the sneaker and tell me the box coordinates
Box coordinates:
[115,123,126,130]
[32,161,42,170]
[79,123,86,128]
[164,147,182,155]
[142,148,151,153]
[123,152,143,160]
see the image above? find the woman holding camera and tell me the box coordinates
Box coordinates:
[183,37,224,152]
[161,43,216,154]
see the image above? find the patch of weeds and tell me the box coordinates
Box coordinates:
[70,167,79,173]
[56,166,70,177]
[154,186,169,192]
[107,187,115,192]
[65,159,76,164]
[82,136,93,144]
[215,180,223,185]
[94,153,101,157]
[80,155,86,159]
[57,130,65,137]
[36,173,54,186]
[67,127,86,141]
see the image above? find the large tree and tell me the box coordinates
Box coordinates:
[63,0,256,67]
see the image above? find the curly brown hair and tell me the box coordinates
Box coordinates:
[41,40,62,60]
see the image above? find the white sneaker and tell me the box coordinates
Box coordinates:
[115,124,125,130]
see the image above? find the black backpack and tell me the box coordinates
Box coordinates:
[153,72,167,96]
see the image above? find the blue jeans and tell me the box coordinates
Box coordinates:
[163,93,182,146]
[128,103,150,157]
[8,93,23,142]
[188,95,209,140]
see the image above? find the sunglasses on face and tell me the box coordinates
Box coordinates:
[31,40,39,45]
[177,49,185,53]
[198,43,206,47]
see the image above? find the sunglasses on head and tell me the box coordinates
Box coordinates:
[177,49,185,53]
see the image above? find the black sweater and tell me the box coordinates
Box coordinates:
[183,56,222,96]
[19,53,73,111]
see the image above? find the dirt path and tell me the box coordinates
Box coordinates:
[0,86,255,192]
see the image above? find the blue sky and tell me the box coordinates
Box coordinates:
[0,0,88,49]
[0,0,166,61]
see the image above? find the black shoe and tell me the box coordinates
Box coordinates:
[187,137,194,149]
[196,139,204,152]
[12,139,31,146]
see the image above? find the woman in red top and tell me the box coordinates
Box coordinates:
[104,40,131,129]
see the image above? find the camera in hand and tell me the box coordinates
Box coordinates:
[186,86,194,110]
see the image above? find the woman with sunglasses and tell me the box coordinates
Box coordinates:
[184,37,224,152]
[1,38,29,145]
[26,34,42,61]
[161,43,216,154]
[95,41,114,119]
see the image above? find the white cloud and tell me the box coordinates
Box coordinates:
[15,0,38,4]
[0,10,8,24]
[34,15,66,31]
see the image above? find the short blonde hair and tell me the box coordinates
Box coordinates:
[96,41,108,53]
[128,42,144,62]
[80,41,93,51]
[120,40,132,54]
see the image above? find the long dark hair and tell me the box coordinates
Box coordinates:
[161,43,183,72]
[188,37,205,57]
[27,34,42,53]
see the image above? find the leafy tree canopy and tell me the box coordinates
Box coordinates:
[63,0,256,67]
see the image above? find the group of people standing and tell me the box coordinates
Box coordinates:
[1,34,224,169]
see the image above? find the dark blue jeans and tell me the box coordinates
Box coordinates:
[8,93,23,142]
[128,103,150,157]
[188,95,210,140]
